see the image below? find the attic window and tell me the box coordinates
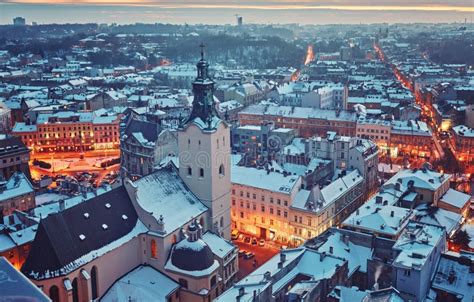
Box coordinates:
[79,234,86,241]
[122,215,128,220]
[102,224,108,230]
[105,203,111,209]
[84,213,90,219]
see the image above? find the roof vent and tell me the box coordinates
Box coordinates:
[79,234,86,241]
[122,214,128,220]
[105,203,111,209]
[102,224,108,230]
[84,213,89,219]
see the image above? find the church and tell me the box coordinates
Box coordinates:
[21,47,237,302]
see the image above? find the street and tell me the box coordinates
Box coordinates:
[29,149,121,187]
[234,240,280,280]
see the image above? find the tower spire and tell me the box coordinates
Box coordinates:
[180,44,221,130]
[199,42,205,61]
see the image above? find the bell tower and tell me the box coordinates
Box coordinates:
[178,44,231,239]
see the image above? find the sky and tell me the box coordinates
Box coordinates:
[0,0,473,25]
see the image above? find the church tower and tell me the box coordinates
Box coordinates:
[178,45,231,239]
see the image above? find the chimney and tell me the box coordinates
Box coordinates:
[157,215,165,234]
[390,210,394,217]
[395,182,400,191]
[59,199,65,211]
[375,196,383,204]
[263,271,271,281]
[280,253,286,263]
[237,287,245,300]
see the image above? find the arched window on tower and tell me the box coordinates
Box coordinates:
[72,278,79,302]
[151,239,158,259]
[91,266,98,300]
[219,164,225,176]
[187,166,192,176]
[49,286,60,302]
[220,217,224,228]
[199,168,204,178]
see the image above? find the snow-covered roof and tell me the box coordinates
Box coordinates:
[385,168,451,192]
[133,167,208,235]
[440,189,471,209]
[342,196,412,237]
[231,166,300,195]
[392,222,445,270]
[414,205,462,237]
[12,122,37,132]
[240,104,357,122]
[432,252,474,302]
[0,172,34,202]
[101,265,179,302]
[315,231,373,275]
[202,231,235,259]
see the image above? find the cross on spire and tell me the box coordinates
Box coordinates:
[199,43,205,60]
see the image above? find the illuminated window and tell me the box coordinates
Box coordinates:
[150,239,158,259]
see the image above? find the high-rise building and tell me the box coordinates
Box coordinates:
[178,44,232,239]
[13,17,26,26]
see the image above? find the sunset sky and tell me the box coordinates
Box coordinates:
[0,0,472,24]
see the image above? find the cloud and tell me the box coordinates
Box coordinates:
[3,0,473,11]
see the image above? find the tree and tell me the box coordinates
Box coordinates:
[452,229,471,249]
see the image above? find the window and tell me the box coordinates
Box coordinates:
[261,195,265,201]
[270,208,274,214]
[261,206,265,212]
[270,197,274,203]
[252,193,256,199]
[284,211,288,218]
[246,192,250,198]
[270,219,274,226]
[187,166,192,176]
[219,164,225,176]
[277,199,281,205]
[72,278,79,302]
[232,189,235,195]
[232,199,236,206]
[199,168,204,178]
[284,200,288,206]
[246,202,250,209]
[151,239,158,258]
[240,212,244,218]
[91,266,98,299]
[277,209,281,216]
[220,217,224,227]
[49,286,60,302]
[404,270,411,277]
[211,275,217,287]
[179,278,188,289]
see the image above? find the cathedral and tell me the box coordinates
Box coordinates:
[21,47,237,302]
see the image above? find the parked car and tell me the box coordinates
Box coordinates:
[238,250,246,257]
[251,237,258,245]
[231,230,239,240]
[244,252,255,259]
[259,239,265,246]
[244,236,251,243]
